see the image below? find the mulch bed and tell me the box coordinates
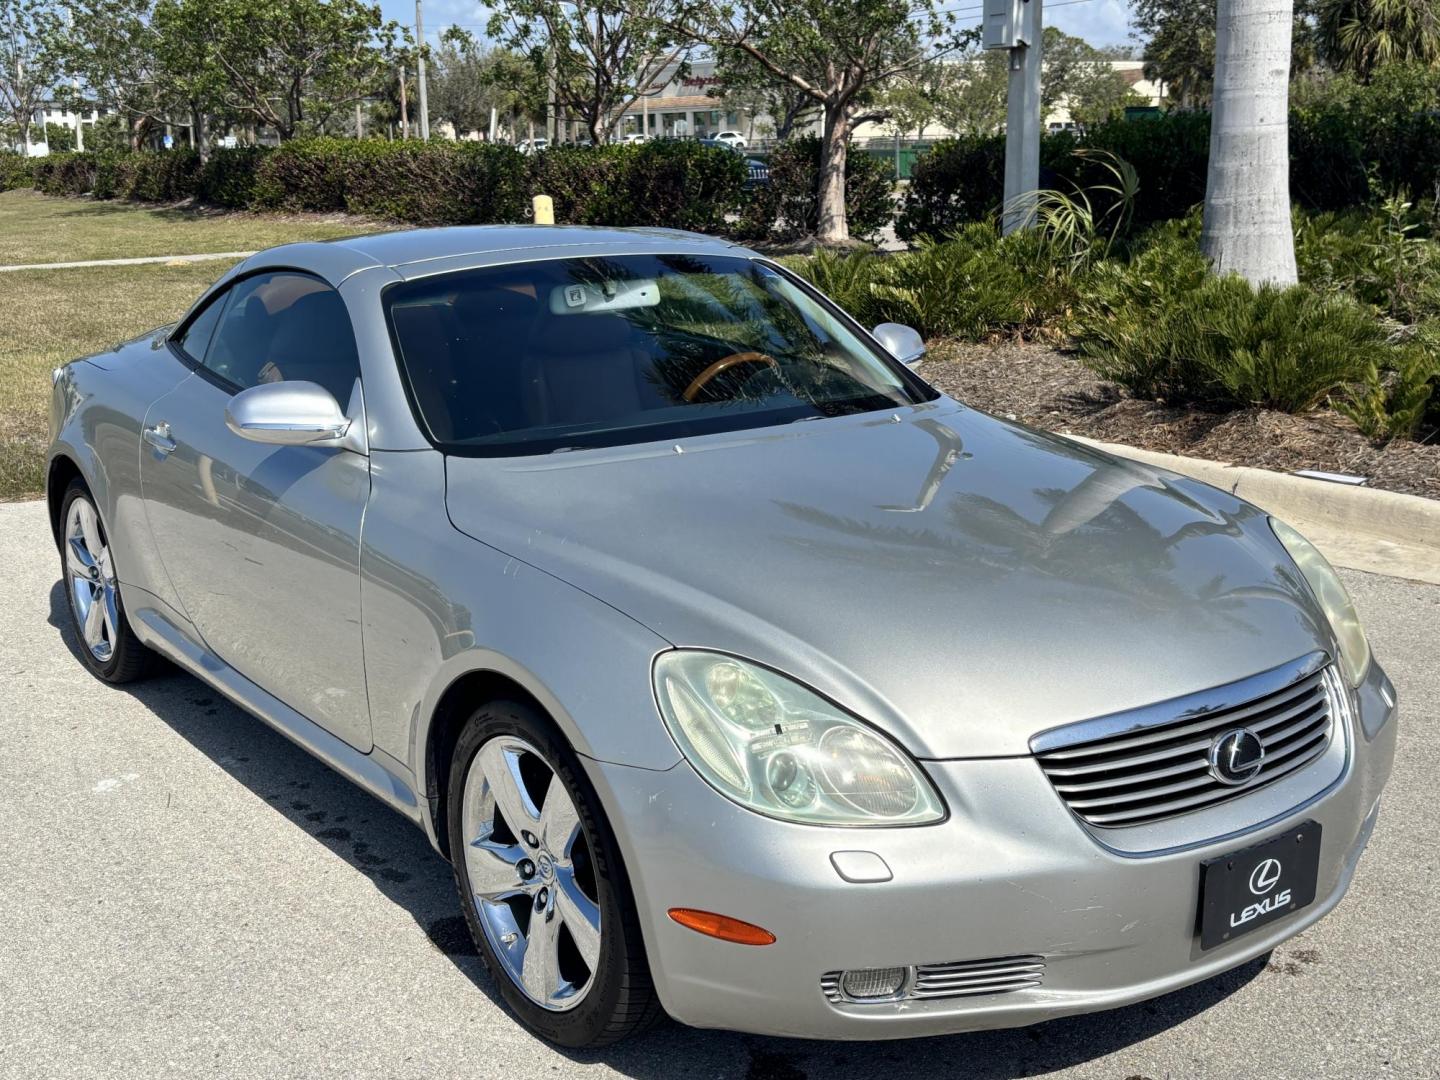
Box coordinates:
[922,339,1440,502]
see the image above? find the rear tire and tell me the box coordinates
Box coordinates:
[446,699,661,1047]
[59,479,155,684]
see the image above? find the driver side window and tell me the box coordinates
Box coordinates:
[200,271,361,405]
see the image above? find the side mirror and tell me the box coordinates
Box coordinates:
[872,323,926,369]
[225,381,351,446]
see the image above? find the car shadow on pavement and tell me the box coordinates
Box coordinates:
[49,579,1270,1078]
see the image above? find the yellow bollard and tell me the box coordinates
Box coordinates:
[532,195,554,225]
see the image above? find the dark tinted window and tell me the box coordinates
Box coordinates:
[203,271,360,403]
[175,292,227,363]
[384,254,932,455]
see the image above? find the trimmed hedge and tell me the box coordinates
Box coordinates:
[0,152,33,191]
[15,137,754,235]
[898,115,1213,242]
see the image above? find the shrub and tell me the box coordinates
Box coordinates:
[524,144,621,224]
[95,149,200,201]
[1076,112,1211,227]
[582,140,747,232]
[1073,262,1391,413]
[0,151,33,191]
[198,146,269,208]
[894,135,1007,243]
[250,137,351,211]
[339,140,528,224]
[792,222,1079,340]
[1291,63,1440,210]
[744,136,894,242]
[30,152,98,196]
[897,116,1207,242]
[1296,199,1440,324]
[1340,324,1440,440]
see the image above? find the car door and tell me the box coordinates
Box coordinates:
[140,270,373,752]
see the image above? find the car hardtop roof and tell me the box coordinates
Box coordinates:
[235,225,757,286]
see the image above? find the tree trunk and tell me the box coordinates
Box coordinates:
[1202,0,1297,286]
[193,108,208,162]
[816,105,850,245]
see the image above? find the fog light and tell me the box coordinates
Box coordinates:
[840,966,907,999]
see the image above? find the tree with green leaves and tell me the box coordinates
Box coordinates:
[488,0,687,144]
[1317,0,1440,80]
[713,51,817,140]
[430,29,547,141]
[654,0,970,244]
[0,0,62,149]
[1133,0,1216,108]
[881,58,948,139]
[1043,29,1143,129]
[49,0,177,150]
[181,0,399,141]
[933,49,1008,136]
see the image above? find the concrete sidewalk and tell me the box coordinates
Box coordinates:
[0,250,254,273]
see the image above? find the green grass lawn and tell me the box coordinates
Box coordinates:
[0,261,238,498]
[0,189,384,266]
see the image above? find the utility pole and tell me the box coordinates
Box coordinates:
[415,0,430,140]
[356,101,364,138]
[984,0,1043,233]
[545,46,557,143]
[399,65,409,138]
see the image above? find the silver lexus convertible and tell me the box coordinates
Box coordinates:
[46,226,1397,1047]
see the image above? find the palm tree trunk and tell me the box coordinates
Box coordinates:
[1201,0,1298,286]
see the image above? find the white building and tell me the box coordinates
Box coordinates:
[21,101,105,156]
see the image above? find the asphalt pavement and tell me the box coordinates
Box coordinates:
[1,496,1436,1080]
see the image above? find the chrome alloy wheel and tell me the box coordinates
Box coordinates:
[461,735,602,1011]
[65,497,119,662]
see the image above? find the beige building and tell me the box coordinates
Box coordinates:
[618,57,1168,145]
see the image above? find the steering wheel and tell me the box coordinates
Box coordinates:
[682,352,779,403]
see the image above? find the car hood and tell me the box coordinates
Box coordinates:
[444,400,1331,758]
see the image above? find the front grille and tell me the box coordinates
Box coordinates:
[1033,656,1337,829]
[821,955,1045,1004]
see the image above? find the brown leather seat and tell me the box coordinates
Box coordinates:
[521,315,666,428]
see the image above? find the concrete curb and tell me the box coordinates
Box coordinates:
[1067,435,1440,586]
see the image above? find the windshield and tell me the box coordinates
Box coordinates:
[383,253,934,455]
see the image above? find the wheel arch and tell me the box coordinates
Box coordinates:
[421,667,550,861]
[46,452,86,552]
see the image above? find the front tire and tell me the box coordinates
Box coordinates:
[447,700,660,1047]
[59,480,154,683]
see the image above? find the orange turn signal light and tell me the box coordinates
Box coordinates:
[667,908,776,946]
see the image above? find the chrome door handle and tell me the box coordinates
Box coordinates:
[143,421,176,454]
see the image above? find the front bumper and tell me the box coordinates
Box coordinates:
[588,660,1398,1040]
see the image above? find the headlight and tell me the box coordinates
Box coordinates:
[653,651,946,826]
[1270,518,1370,687]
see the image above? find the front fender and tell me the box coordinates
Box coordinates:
[359,451,682,823]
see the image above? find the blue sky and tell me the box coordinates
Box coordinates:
[378,0,1138,51]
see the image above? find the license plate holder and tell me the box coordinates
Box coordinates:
[1198,821,1322,950]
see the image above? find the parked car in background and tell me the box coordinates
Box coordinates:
[517,138,548,155]
[622,132,650,144]
[713,130,748,150]
[46,226,1397,1050]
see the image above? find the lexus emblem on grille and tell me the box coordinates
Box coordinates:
[1208,728,1265,786]
[1249,858,1283,895]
